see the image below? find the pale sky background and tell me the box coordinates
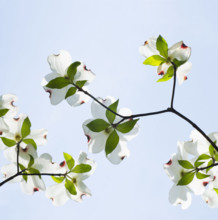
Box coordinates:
[1,0,218,219]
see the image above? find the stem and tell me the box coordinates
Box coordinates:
[169,108,218,152]
[197,163,218,172]
[170,62,177,108]
[0,170,24,187]
[16,142,20,173]
[21,173,66,177]
[72,83,126,119]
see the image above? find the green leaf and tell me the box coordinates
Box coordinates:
[21,117,31,138]
[22,174,28,182]
[63,152,75,170]
[28,168,41,178]
[19,163,26,171]
[67,61,81,81]
[209,141,217,157]
[65,178,77,195]
[172,59,186,68]
[116,119,139,133]
[213,188,218,195]
[86,119,110,132]
[1,137,16,147]
[178,160,194,169]
[177,172,195,186]
[46,77,70,89]
[106,100,119,124]
[23,139,37,150]
[215,154,218,162]
[65,87,77,99]
[0,108,9,117]
[72,164,91,173]
[51,176,65,183]
[76,80,87,88]
[105,130,119,156]
[157,65,174,82]
[194,161,205,168]
[28,155,34,168]
[206,159,213,173]
[156,35,168,58]
[143,55,166,66]
[196,172,210,179]
[196,154,211,161]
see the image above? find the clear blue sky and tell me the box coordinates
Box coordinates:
[1,0,218,219]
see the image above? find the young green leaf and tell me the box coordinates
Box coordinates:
[28,155,35,168]
[116,119,139,133]
[65,179,77,195]
[65,87,77,99]
[72,164,91,173]
[177,172,195,186]
[196,172,210,179]
[157,65,174,82]
[206,159,213,173]
[156,35,168,58]
[194,161,205,168]
[23,138,37,150]
[86,119,110,132]
[19,163,26,171]
[63,152,75,170]
[172,59,186,68]
[209,141,217,157]
[67,61,81,82]
[76,80,87,88]
[28,168,41,178]
[1,137,16,147]
[215,154,218,162]
[196,154,211,161]
[106,100,119,124]
[51,176,65,183]
[0,108,9,117]
[21,117,31,138]
[105,130,119,156]
[178,160,194,169]
[143,55,166,66]
[46,77,70,89]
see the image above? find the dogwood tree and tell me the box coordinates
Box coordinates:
[1,35,218,209]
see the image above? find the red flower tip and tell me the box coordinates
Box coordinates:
[181,43,188,49]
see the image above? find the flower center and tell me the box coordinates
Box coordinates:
[105,126,113,134]
[15,134,21,142]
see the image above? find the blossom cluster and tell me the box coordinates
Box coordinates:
[164,130,218,209]
[0,94,96,206]
[139,35,192,84]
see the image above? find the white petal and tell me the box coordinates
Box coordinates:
[20,175,46,195]
[46,183,69,206]
[0,94,18,117]
[107,140,130,164]
[41,72,68,105]
[157,62,171,76]
[202,189,218,208]
[82,119,108,153]
[74,62,95,85]
[0,118,9,132]
[177,62,192,85]
[66,87,90,106]
[27,128,47,146]
[47,50,72,76]
[139,37,159,58]
[91,96,116,121]
[168,41,191,62]
[1,163,22,183]
[169,184,192,209]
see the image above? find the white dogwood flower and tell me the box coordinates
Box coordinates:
[82,96,139,164]
[42,50,95,106]
[45,152,96,206]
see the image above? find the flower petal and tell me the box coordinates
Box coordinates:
[107,140,130,164]
[139,37,160,58]
[177,62,192,85]
[47,50,72,76]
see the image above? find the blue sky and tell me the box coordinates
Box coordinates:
[1,0,218,219]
